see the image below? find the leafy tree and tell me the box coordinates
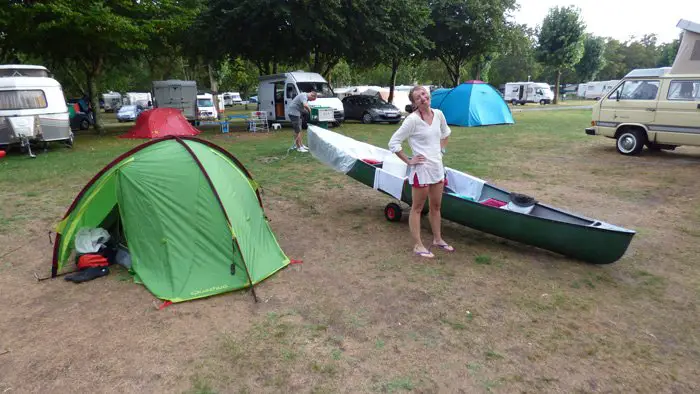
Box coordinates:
[536,6,586,103]
[575,35,606,82]
[426,0,517,87]
[597,38,626,80]
[489,24,542,88]
[5,1,201,134]
[621,34,659,71]
[347,0,431,103]
[657,36,681,67]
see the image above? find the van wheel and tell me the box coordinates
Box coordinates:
[361,112,373,124]
[616,128,646,155]
[539,99,546,105]
[511,99,518,105]
[80,119,90,130]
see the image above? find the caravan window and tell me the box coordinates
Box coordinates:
[0,90,48,110]
[667,80,700,101]
[296,82,334,98]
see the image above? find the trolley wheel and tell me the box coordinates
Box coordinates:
[384,203,402,222]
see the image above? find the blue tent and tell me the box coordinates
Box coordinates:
[431,81,514,127]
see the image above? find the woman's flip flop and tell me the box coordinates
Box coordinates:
[431,243,455,252]
[414,250,435,259]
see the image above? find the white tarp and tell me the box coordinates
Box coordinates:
[307,125,396,173]
[307,125,489,201]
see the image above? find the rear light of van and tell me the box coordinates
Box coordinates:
[591,121,596,126]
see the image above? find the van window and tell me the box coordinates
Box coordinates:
[197,98,213,107]
[296,82,334,98]
[618,80,660,100]
[667,80,700,101]
[286,84,297,99]
[0,90,48,110]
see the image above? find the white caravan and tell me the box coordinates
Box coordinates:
[257,71,345,126]
[125,92,152,107]
[0,65,73,156]
[504,82,554,105]
[578,80,620,100]
[102,91,122,112]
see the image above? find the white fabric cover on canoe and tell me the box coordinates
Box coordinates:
[445,168,485,200]
[307,125,395,173]
[373,168,405,199]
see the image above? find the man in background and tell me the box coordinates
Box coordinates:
[287,90,317,152]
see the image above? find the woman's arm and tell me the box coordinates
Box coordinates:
[439,110,451,149]
[389,116,424,165]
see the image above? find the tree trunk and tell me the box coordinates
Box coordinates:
[554,69,561,105]
[208,63,220,119]
[87,71,104,135]
[388,57,400,104]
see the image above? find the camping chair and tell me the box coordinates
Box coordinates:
[248,111,269,133]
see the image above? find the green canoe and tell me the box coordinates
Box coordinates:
[307,125,635,264]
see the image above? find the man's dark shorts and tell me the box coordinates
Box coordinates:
[289,115,302,134]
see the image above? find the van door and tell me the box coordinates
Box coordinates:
[612,79,660,125]
[273,82,286,120]
[652,79,700,145]
[285,83,298,120]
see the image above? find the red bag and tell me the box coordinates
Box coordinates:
[77,254,109,270]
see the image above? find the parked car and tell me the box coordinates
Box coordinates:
[117,104,144,122]
[342,95,402,124]
[70,111,92,130]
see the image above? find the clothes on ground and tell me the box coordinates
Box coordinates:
[74,227,111,254]
[287,93,309,117]
[388,109,451,186]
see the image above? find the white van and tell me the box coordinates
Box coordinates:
[504,82,554,105]
[0,68,73,156]
[578,81,620,100]
[257,71,344,126]
[196,93,218,121]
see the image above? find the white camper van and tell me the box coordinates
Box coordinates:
[257,71,344,126]
[504,82,554,105]
[0,65,73,156]
[223,92,242,106]
[196,93,218,121]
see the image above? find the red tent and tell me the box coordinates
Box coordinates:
[120,108,201,139]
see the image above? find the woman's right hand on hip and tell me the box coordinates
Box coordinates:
[408,154,426,165]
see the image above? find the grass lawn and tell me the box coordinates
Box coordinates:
[1,108,699,393]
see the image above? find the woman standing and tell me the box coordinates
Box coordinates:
[388,86,454,259]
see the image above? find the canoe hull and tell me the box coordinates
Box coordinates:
[346,160,634,264]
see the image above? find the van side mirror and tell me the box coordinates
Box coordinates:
[405,104,413,113]
[615,90,621,101]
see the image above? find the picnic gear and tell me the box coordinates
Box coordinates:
[51,136,290,302]
[306,125,635,265]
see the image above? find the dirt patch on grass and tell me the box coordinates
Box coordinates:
[1,128,700,393]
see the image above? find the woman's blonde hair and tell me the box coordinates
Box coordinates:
[408,85,427,106]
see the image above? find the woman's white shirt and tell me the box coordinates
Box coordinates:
[388,109,452,185]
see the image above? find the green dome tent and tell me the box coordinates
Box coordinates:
[51,136,289,302]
